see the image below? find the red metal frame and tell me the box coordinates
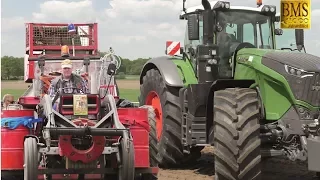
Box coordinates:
[59,95,100,115]
[100,85,119,101]
[18,97,40,108]
[25,23,98,82]
[2,102,159,179]
[35,107,158,179]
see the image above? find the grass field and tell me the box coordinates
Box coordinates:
[1,79,141,102]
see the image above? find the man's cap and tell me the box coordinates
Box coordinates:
[61,59,72,69]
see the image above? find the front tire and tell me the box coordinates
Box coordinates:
[213,88,261,180]
[23,137,39,180]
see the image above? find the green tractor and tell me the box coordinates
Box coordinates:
[139,0,320,179]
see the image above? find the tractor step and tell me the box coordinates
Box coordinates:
[180,84,211,149]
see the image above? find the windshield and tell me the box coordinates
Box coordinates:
[216,10,274,49]
[274,21,297,51]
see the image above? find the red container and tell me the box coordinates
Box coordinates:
[1,110,34,170]
[118,108,150,168]
[24,23,98,82]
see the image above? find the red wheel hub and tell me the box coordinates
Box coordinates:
[58,118,106,163]
[145,91,163,140]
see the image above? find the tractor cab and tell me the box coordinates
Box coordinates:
[180,1,278,79]
[179,0,305,82]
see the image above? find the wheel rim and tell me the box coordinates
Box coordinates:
[145,91,163,140]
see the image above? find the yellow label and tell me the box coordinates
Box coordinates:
[280,0,311,29]
[73,94,88,116]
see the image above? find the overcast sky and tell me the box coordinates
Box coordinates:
[2,0,320,60]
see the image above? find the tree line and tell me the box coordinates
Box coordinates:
[1,55,150,80]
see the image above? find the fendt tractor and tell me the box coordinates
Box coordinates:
[1,23,159,180]
[139,0,320,179]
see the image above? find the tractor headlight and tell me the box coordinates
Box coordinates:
[224,2,230,9]
[284,64,314,78]
[208,59,218,65]
[270,6,276,13]
[213,1,230,10]
[261,5,276,14]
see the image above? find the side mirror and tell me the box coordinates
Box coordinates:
[295,29,304,51]
[275,28,283,35]
[187,14,199,40]
[107,63,117,75]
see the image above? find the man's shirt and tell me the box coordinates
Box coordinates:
[48,75,89,97]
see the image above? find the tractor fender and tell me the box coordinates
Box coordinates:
[140,56,184,87]
[206,79,256,144]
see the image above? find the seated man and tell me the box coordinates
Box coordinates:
[48,59,90,108]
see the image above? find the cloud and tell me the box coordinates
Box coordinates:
[1,17,26,33]
[2,0,320,59]
[32,0,98,22]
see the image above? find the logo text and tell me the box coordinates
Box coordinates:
[280,0,311,29]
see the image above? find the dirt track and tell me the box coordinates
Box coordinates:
[158,146,214,180]
[158,146,318,180]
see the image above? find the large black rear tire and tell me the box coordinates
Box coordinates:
[213,88,261,180]
[139,68,201,167]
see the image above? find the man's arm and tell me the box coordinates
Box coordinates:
[48,77,61,98]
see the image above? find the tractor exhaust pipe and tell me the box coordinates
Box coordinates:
[202,0,211,10]
[202,0,213,45]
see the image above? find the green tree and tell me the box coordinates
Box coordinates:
[1,56,24,80]
[1,54,152,79]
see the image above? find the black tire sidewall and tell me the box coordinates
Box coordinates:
[139,69,183,166]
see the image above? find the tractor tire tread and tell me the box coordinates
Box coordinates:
[140,68,201,167]
[213,88,261,180]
